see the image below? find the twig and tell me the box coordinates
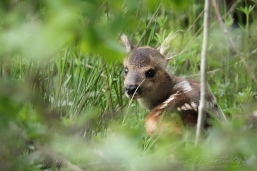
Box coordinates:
[212,0,257,85]
[180,0,241,59]
[186,9,204,35]
[195,0,210,146]
[223,0,242,19]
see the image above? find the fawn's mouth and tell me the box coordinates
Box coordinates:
[125,85,143,99]
[125,92,141,99]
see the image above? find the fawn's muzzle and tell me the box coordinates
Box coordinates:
[125,85,142,97]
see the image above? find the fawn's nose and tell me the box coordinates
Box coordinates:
[125,85,142,96]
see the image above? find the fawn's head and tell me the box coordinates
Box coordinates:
[121,34,174,102]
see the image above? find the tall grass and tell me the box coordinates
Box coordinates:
[0,0,257,170]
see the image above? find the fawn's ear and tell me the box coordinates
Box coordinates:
[120,34,135,52]
[158,30,184,63]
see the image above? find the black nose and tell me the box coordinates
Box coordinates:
[125,85,142,95]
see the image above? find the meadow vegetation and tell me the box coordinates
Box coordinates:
[0,0,257,170]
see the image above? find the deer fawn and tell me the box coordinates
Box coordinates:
[121,33,222,136]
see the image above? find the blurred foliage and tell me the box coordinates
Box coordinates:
[0,0,257,170]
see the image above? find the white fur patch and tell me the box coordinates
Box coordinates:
[165,95,176,104]
[174,81,193,93]
[160,103,167,109]
[159,94,177,109]
[178,102,198,111]
[181,105,187,110]
[190,102,198,111]
[184,103,191,109]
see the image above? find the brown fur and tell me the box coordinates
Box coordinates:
[121,34,221,136]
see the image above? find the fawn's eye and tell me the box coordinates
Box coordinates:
[145,68,155,78]
[124,67,128,75]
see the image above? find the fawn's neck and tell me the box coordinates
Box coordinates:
[138,73,181,111]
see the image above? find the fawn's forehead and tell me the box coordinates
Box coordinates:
[124,47,160,68]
